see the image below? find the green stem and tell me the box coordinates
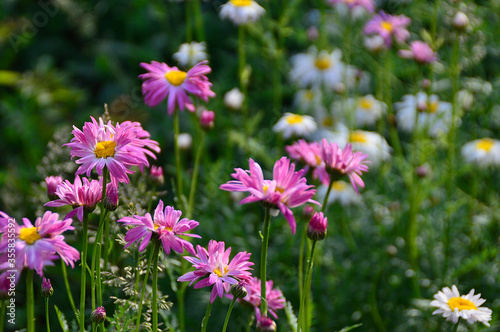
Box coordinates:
[383,51,403,159]
[0,300,5,332]
[298,222,307,302]
[91,211,107,316]
[260,207,271,318]
[200,301,213,332]
[152,239,161,332]
[103,214,111,271]
[174,109,184,208]
[192,0,205,41]
[61,261,77,320]
[238,24,249,120]
[26,269,34,332]
[221,298,237,332]
[187,131,206,218]
[185,0,192,42]
[407,177,422,298]
[298,240,317,332]
[80,212,89,331]
[451,320,459,332]
[178,263,188,332]
[135,247,155,331]
[45,297,51,332]
[272,56,282,114]
[321,176,335,214]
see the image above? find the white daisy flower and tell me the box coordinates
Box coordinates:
[224,87,245,110]
[177,133,193,150]
[317,181,361,206]
[294,88,323,112]
[289,47,345,89]
[173,41,208,67]
[220,0,265,25]
[333,94,386,127]
[395,92,453,137]
[273,113,317,139]
[461,138,500,167]
[430,285,492,327]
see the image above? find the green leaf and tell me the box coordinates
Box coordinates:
[54,305,70,332]
[338,323,363,332]
[284,301,298,332]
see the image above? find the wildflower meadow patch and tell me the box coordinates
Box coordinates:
[0,0,499,331]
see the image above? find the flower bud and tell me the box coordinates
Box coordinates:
[103,184,119,211]
[302,205,315,220]
[200,110,215,130]
[224,88,244,111]
[257,316,276,332]
[41,277,53,298]
[230,281,248,299]
[91,306,106,324]
[415,164,430,179]
[149,166,165,187]
[453,12,469,30]
[45,176,63,201]
[178,133,192,150]
[307,212,327,241]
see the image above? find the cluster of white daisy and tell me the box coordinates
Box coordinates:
[219,0,265,25]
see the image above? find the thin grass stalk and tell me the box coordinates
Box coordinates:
[185,0,192,42]
[135,247,154,331]
[192,0,205,41]
[151,239,161,332]
[221,297,237,332]
[61,261,77,320]
[260,207,271,318]
[187,131,206,218]
[298,222,307,302]
[201,300,213,332]
[26,269,34,332]
[79,211,89,331]
[174,109,184,208]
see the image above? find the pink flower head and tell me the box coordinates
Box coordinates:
[118,200,200,254]
[285,140,322,168]
[103,183,119,211]
[45,175,63,200]
[178,240,254,303]
[139,60,215,114]
[327,0,375,13]
[220,157,319,234]
[398,41,437,64]
[0,211,79,276]
[257,316,277,332]
[240,277,285,320]
[364,11,411,47]
[65,117,159,185]
[319,139,369,194]
[200,110,215,130]
[45,176,102,221]
[307,212,328,241]
[149,165,165,186]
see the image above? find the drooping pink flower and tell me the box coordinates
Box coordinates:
[178,240,253,303]
[45,175,63,200]
[0,211,79,276]
[327,0,375,13]
[44,176,102,221]
[139,60,215,114]
[239,277,285,320]
[118,200,200,254]
[398,41,437,64]
[220,157,319,234]
[364,11,411,47]
[65,117,159,185]
[319,139,369,194]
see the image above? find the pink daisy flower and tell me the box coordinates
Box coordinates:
[118,200,200,255]
[44,175,102,221]
[240,277,285,320]
[364,11,411,47]
[319,139,369,194]
[220,157,319,234]
[139,60,215,114]
[398,41,438,64]
[0,211,79,276]
[65,117,159,185]
[178,240,254,303]
[327,0,375,13]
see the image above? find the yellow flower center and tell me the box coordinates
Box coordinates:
[315,57,331,70]
[19,227,41,245]
[333,181,347,191]
[95,141,116,158]
[359,97,374,110]
[230,0,253,6]
[285,114,305,125]
[304,90,314,101]
[428,101,439,113]
[213,266,229,277]
[164,70,187,86]
[447,297,478,311]
[381,21,393,32]
[476,138,494,152]
[349,131,367,143]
